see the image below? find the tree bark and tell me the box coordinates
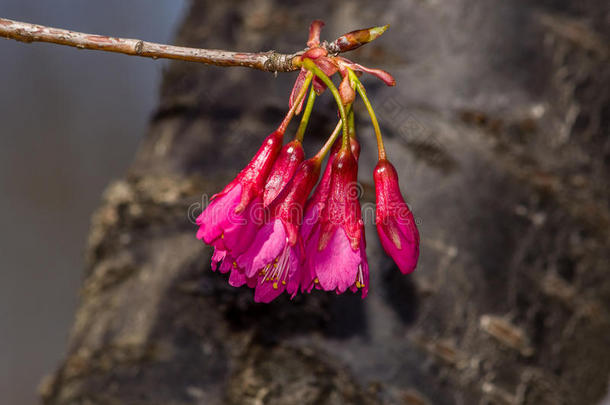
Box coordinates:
[41,0,610,404]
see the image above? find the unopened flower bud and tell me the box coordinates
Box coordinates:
[374,159,419,274]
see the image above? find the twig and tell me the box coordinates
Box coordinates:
[0,17,305,72]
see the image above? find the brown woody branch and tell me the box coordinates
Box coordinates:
[0,17,305,72]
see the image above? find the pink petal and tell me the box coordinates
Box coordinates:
[285,245,304,297]
[339,59,396,86]
[211,249,226,271]
[299,225,320,292]
[311,57,339,93]
[377,222,419,274]
[196,183,242,244]
[254,279,284,303]
[218,256,234,274]
[253,275,285,303]
[307,227,362,293]
[236,220,287,278]
[289,69,309,115]
[220,196,264,255]
[307,20,325,48]
[254,246,300,303]
[350,238,369,298]
[229,266,248,287]
[223,257,256,287]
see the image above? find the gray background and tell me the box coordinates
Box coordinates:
[0,2,186,404]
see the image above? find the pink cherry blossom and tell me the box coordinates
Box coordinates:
[196,130,283,255]
[303,145,368,296]
[236,159,321,302]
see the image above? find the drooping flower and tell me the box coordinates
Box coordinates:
[196,130,284,255]
[374,159,419,274]
[303,145,368,297]
[301,136,360,242]
[235,158,322,303]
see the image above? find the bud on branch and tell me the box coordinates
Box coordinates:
[327,25,389,53]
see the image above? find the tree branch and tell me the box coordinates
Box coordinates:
[0,17,303,72]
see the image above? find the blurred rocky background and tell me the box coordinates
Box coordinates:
[0,1,186,404]
[2,0,609,404]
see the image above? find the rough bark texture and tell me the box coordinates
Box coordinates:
[41,1,609,404]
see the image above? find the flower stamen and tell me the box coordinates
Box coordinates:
[261,240,291,289]
[355,264,365,289]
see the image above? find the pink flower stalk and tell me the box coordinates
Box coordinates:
[235,158,322,303]
[374,159,419,274]
[196,130,284,255]
[303,145,369,297]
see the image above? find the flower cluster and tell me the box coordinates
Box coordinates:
[196,21,419,302]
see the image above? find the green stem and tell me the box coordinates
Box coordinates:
[314,121,342,162]
[347,105,355,138]
[294,84,316,142]
[278,71,313,134]
[348,69,386,160]
[301,58,349,148]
